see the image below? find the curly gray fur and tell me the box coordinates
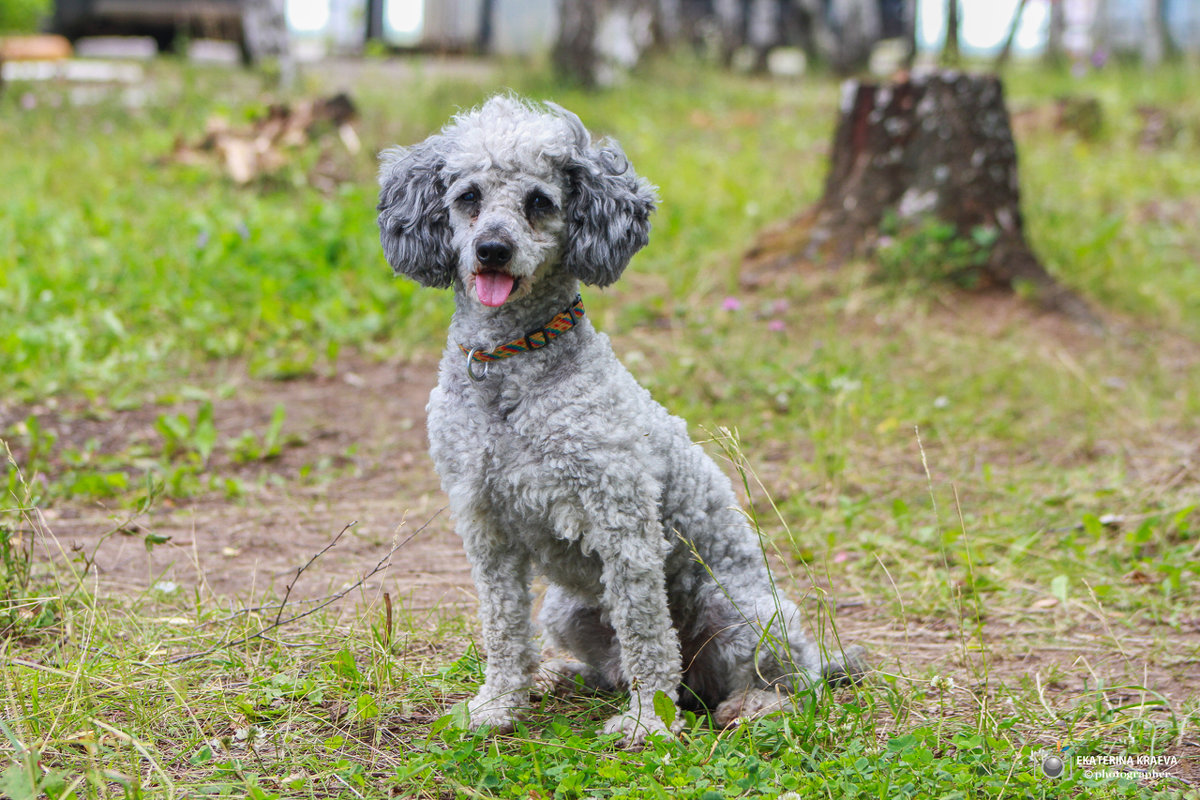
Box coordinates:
[377,95,863,748]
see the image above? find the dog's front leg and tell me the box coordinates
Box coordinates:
[463,539,537,733]
[596,536,685,748]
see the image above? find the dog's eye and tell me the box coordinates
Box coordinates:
[458,190,479,205]
[526,191,554,215]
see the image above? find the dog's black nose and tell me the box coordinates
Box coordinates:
[475,240,513,268]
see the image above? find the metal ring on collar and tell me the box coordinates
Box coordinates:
[465,348,489,382]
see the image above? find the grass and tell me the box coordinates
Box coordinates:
[2,54,1200,798]
[0,0,49,33]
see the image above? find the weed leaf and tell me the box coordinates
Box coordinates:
[328,648,361,682]
[354,693,380,721]
[194,402,217,464]
[652,689,677,729]
[264,403,287,457]
[190,744,215,765]
[143,533,172,552]
[1050,574,1069,603]
[0,758,38,800]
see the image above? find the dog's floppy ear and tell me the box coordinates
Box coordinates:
[377,139,456,288]
[562,137,657,288]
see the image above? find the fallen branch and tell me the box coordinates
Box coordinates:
[164,508,444,664]
[275,520,356,627]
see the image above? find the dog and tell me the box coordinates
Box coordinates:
[377,95,863,747]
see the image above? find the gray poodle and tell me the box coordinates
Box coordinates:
[377,95,863,747]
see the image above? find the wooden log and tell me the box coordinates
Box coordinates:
[0,35,73,61]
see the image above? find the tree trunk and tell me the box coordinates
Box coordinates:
[902,0,918,68]
[995,0,1030,68]
[553,0,657,87]
[743,71,1094,322]
[477,0,495,52]
[827,0,883,74]
[1142,0,1167,65]
[241,0,290,62]
[1091,0,1109,61]
[942,0,960,65]
[1045,0,1067,66]
[553,0,600,86]
[241,0,292,85]
[795,0,832,70]
[365,0,384,42]
[711,0,745,66]
[653,0,683,47]
[746,0,781,72]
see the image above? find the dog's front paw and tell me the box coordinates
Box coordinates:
[602,706,682,749]
[467,687,529,734]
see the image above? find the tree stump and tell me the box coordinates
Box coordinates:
[745,71,1094,323]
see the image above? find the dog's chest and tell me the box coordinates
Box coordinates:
[432,410,606,588]
[427,378,584,512]
[427,375,662,579]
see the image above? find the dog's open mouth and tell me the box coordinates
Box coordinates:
[474,271,516,307]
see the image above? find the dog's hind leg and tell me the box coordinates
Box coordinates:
[534,658,611,695]
[713,687,799,727]
[537,584,620,695]
[707,591,869,727]
[712,644,869,727]
[820,643,869,686]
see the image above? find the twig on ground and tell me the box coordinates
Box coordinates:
[3,656,120,687]
[163,508,445,664]
[275,520,357,626]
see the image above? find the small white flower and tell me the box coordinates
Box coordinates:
[930,675,956,691]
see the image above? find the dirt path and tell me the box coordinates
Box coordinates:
[21,355,474,615]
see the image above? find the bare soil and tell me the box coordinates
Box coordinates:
[14,354,474,615]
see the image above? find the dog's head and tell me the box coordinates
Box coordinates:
[377,95,657,306]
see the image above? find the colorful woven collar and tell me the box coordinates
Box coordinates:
[459,295,585,382]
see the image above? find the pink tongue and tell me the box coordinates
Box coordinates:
[475,272,515,307]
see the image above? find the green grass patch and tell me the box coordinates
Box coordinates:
[0,543,1190,799]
